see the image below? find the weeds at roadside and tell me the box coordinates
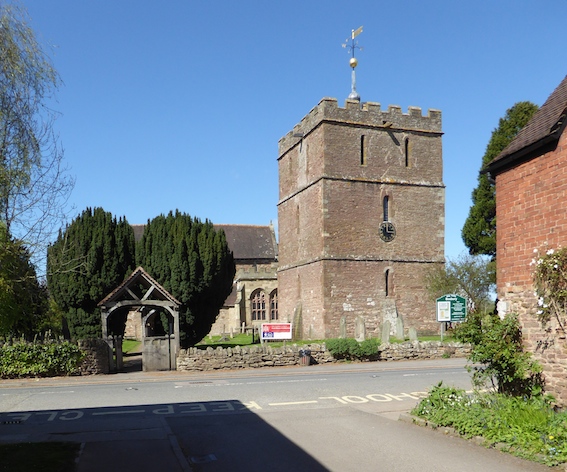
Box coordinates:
[412,382,567,466]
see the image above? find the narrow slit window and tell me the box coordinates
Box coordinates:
[360,135,367,165]
[385,269,390,297]
[383,196,389,222]
[404,138,409,167]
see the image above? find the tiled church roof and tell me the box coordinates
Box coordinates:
[214,224,277,262]
[488,74,567,173]
[130,223,277,263]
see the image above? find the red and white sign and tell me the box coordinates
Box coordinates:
[261,323,292,340]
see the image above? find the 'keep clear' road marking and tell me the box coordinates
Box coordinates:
[1,392,431,424]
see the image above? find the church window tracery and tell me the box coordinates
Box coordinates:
[251,289,266,321]
[270,290,278,320]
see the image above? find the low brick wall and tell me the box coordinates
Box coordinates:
[176,341,471,372]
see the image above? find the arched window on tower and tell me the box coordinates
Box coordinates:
[251,289,267,321]
[383,196,389,222]
[269,289,278,320]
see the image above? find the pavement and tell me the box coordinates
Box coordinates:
[0,361,561,472]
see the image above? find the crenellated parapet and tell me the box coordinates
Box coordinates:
[237,263,278,281]
[279,97,442,156]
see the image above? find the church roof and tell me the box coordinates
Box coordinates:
[131,223,277,263]
[487,74,567,174]
[214,224,277,262]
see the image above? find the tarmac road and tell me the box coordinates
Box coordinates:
[0,359,556,471]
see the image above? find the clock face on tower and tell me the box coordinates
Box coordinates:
[379,221,396,242]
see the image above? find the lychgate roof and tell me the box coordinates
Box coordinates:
[98,266,180,308]
[487,74,567,174]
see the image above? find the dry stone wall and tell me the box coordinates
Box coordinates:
[78,338,111,375]
[176,341,470,372]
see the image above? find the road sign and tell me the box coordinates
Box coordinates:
[436,294,467,322]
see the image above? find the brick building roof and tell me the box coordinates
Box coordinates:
[130,223,277,263]
[487,74,567,174]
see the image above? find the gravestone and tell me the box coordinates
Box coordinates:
[355,316,366,342]
[396,316,404,340]
[381,320,391,344]
[409,327,418,341]
[339,316,347,339]
[382,299,397,335]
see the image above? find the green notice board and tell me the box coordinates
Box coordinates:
[436,294,467,322]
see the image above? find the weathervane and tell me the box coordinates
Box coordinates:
[342,26,363,101]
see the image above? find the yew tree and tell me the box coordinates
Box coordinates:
[47,208,135,339]
[136,211,235,347]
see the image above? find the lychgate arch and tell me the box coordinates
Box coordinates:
[98,266,181,372]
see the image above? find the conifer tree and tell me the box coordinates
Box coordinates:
[47,208,135,338]
[462,102,538,257]
[136,211,235,347]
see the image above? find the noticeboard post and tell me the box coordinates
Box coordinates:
[436,294,467,340]
[261,323,293,342]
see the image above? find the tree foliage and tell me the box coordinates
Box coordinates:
[462,102,538,257]
[424,253,495,314]
[136,211,235,348]
[0,223,47,338]
[0,3,73,265]
[47,208,135,339]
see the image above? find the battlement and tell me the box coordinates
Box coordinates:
[236,264,278,281]
[279,97,442,156]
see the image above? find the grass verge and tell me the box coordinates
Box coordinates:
[0,442,80,472]
[196,334,324,349]
[411,382,567,466]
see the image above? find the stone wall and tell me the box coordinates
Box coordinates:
[499,290,567,406]
[78,338,111,375]
[176,341,470,372]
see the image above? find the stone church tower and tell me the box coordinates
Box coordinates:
[277,98,444,339]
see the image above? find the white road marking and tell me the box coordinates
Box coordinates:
[268,400,319,406]
[92,410,145,416]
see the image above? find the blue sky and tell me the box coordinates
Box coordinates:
[20,0,567,260]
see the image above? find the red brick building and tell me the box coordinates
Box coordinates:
[277,98,445,339]
[486,74,567,404]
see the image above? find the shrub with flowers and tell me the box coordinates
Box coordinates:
[532,247,567,333]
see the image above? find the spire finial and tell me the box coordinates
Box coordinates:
[342,26,363,101]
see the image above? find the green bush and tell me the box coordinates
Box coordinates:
[455,312,543,397]
[325,338,379,360]
[0,340,85,378]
